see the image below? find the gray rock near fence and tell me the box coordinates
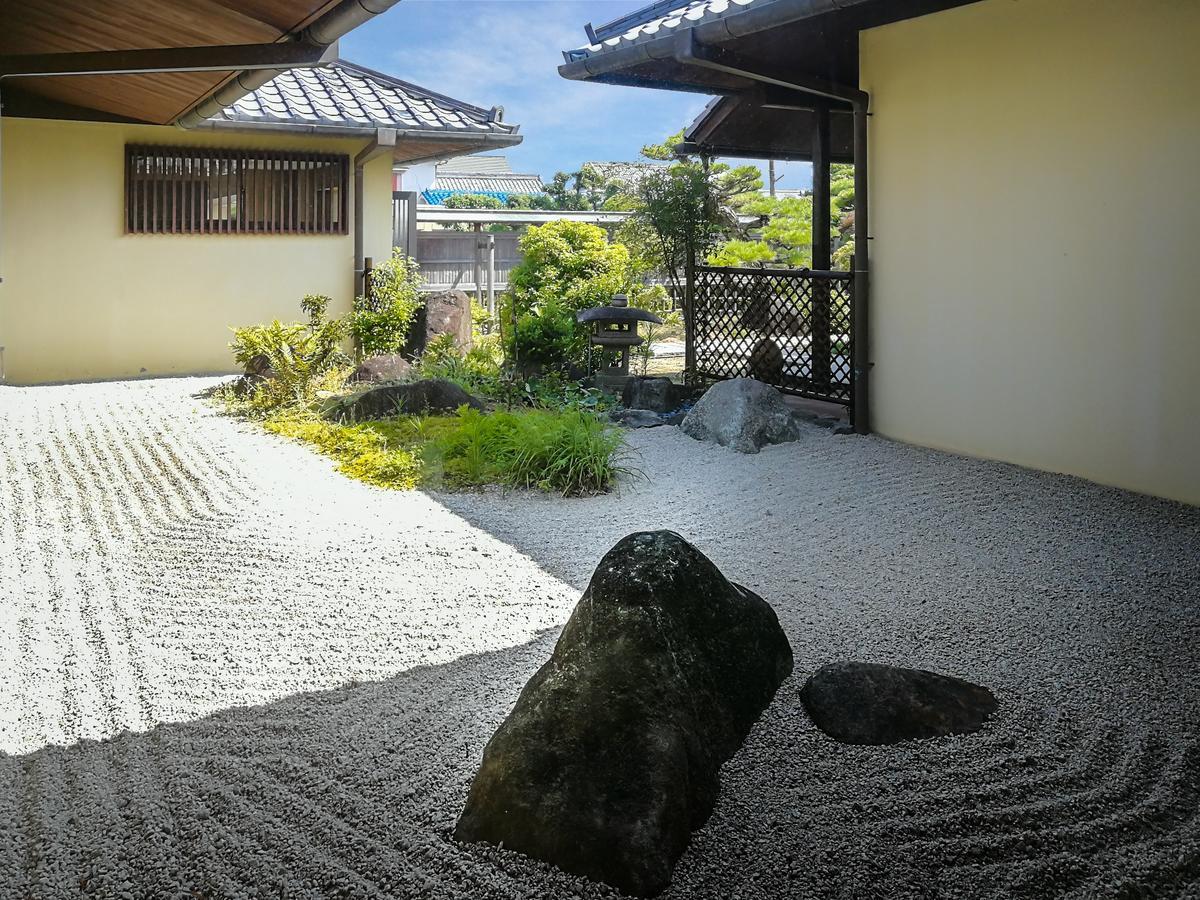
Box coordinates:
[680,377,802,453]
[800,662,998,745]
[454,530,794,897]
[350,353,412,384]
[324,378,482,422]
[424,290,472,352]
[749,338,785,384]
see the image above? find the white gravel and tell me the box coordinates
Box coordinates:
[1,376,1198,899]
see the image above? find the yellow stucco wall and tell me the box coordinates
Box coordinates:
[0,117,394,384]
[860,0,1200,505]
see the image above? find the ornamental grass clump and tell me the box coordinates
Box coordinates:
[432,407,632,496]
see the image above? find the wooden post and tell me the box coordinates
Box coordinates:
[851,98,871,434]
[472,222,484,305]
[810,104,832,392]
[486,233,496,317]
[683,241,696,384]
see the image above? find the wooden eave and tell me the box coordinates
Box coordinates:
[561,0,981,160]
[0,0,345,125]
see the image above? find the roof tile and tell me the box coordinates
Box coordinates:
[214,60,517,135]
[565,0,767,60]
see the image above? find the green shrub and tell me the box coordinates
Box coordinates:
[471,299,494,336]
[501,220,632,372]
[443,193,504,210]
[350,249,423,356]
[229,293,348,410]
[417,337,505,397]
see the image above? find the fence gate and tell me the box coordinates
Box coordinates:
[691,265,854,407]
[392,191,418,255]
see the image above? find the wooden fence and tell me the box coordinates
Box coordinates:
[415,231,522,295]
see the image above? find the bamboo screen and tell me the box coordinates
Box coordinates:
[125,146,349,235]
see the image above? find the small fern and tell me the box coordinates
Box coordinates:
[229,294,349,411]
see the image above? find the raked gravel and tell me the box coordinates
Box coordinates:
[1,376,1198,900]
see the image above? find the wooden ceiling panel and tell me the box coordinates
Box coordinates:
[0,0,342,124]
[394,139,486,165]
[205,0,346,35]
[16,72,237,124]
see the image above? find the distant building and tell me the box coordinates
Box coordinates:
[422,156,545,205]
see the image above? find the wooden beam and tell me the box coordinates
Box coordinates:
[674,30,866,108]
[811,104,832,270]
[0,84,152,123]
[0,41,336,78]
[810,103,832,393]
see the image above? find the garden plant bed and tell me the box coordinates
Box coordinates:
[0,377,1197,899]
[261,404,630,495]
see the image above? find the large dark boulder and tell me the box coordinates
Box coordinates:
[455,531,793,897]
[800,662,998,745]
[324,378,483,422]
[350,353,411,384]
[680,377,802,453]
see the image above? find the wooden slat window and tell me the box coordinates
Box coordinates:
[125,145,349,235]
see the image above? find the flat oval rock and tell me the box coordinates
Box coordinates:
[800,662,997,745]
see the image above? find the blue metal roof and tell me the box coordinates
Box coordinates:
[421,189,518,206]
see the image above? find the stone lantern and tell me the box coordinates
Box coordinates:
[576,294,663,385]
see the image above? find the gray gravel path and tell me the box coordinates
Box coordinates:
[1,377,1198,899]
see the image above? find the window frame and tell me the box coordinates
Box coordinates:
[124,145,350,236]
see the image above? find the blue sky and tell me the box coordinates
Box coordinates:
[340,0,812,193]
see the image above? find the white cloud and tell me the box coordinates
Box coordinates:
[363,0,711,176]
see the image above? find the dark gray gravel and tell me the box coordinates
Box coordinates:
[1,377,1198,899]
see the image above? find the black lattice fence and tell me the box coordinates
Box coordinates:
[691,265,854,406]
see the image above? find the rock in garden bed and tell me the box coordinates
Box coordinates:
[455,531,794,896]
[422,289,473,352]
[622,376,685,413]
[680,377,802,453]
[800,662,998,745]
[350,353,411,384]
[324,378,483,422]
[610,407,665,428]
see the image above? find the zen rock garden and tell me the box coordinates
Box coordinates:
[455,530,998,896]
